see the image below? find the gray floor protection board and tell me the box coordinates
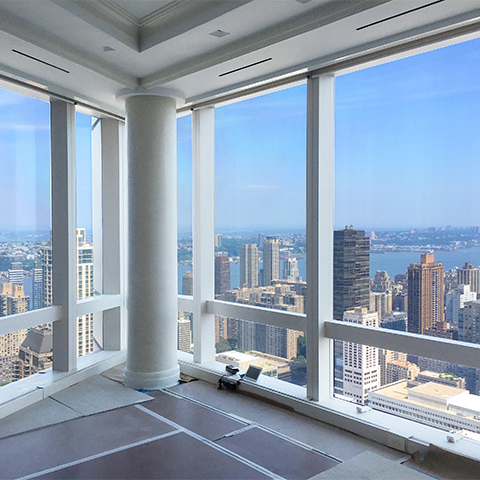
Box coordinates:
[309,451,433,480]
[50,375,152,416]
[0,397,82,439]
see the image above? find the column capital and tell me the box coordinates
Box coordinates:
[117,86,185,107]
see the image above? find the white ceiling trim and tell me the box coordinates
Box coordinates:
[139,0,253,52]
[140,0,393,88]
[53,0,139,50]
[0,8,138,88]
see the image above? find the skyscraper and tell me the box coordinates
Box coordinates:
[215,255,230,296]
[263,236,279,286]
[240,244,258,288]
[8,262,24,285]
[76,229,95,356]
[32,259,45,310]
[283,256,300,282]
[458,262,480,297]
[333,226,370,321]
[182,271,193,296]
[342,307,380,404]
[407,253,444,334]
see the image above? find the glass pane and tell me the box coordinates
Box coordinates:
[214,86,307,378]
[215,316,306,387]
[177,114,192,295]
[334,37,480,408]
[0,86,51,386]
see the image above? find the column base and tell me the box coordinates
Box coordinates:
[124,365,180,390]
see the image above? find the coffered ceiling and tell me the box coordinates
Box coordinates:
[1,0,480,115]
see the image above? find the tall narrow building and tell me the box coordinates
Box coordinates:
[32,259,45,310]
[342,307,380,404]
[240,244,258,288]
[182,271,193,296]
[407,253,444,334]
[76,228,95,356]
[215,255,230,296]
[333,226,370,320]
[263,236,279,286]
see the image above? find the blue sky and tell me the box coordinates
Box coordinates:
[3,36,480,235]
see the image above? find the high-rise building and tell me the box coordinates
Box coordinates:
[342,307,380,404]
[407,253,444,334]
[32,259,45,310]
[254,233,265,249]
[76,229,95,357]
[371,271,392,293]
[445,284,476,326]
[457,262,480,297]
[333,226,370,321]
[215,255,230,296]
[283,256,300,282]
[42,247,53,308]
[263,236,279,286]
[240,244,258,288]
[214,234,222,248]
[177,318,191,353]
[369,292,392,321]
[8,262,24,285]
[182,271,193,296]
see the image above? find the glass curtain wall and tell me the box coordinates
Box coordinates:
[334,36,480,418]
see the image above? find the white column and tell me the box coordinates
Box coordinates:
[120,89,183,389]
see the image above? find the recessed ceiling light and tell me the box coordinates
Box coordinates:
[210,30,229,38]
[103,46,115,52]
[295,0,312,4]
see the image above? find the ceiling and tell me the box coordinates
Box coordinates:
[1,0,480,115]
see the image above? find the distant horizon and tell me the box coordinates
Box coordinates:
[2,223,480,241]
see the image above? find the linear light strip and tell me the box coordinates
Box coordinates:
[357,0,446,31]
[12,49,70,73]
[219,58,273,77]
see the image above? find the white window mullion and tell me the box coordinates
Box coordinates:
[51,100,77,371]
[101,118,124,351]
[192,107,215,363]
[306,75,335,401]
